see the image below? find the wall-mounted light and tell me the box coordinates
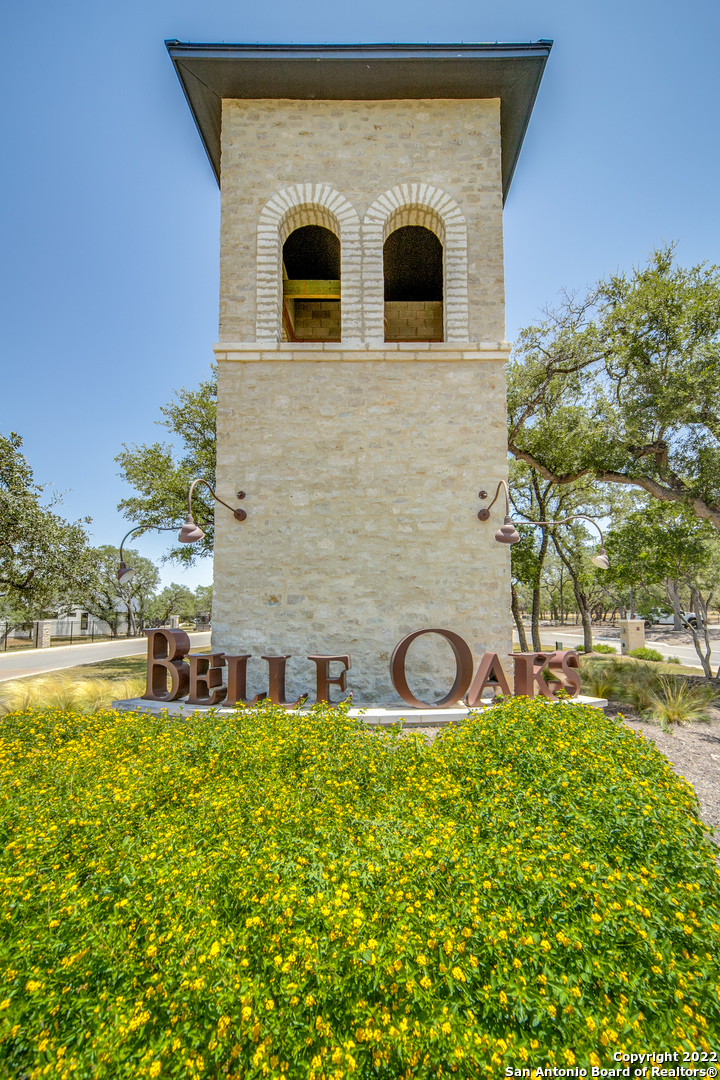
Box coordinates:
[478,480,609,568]
[117,479,247,582]
[177,478,246,545]
[477,480,521,544]
[116,524,178,584]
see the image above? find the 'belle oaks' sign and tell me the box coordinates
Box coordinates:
[142,627,582,710]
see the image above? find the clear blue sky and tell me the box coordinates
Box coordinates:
[2,0,718,590]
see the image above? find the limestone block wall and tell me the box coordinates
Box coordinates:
[212,343,512,706]
[219,98,505,345]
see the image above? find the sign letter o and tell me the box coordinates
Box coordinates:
[390,628,474,709]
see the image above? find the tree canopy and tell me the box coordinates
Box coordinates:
[116,371,217,564]
[508,246,720,530]
[0,431,98,621]
[78,546,160,637]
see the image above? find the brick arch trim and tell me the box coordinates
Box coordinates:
[256,184,362,342]
[363,184,469,342]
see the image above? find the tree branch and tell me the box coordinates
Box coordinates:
[508,442,720,530]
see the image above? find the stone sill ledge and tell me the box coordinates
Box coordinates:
[214,341,511,362]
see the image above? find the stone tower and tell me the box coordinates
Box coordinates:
[167,41,551,706]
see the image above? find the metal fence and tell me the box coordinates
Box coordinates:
[1,622,134,652]
[1,619,207,652]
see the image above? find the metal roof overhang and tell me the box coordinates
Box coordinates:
[165,41,552,202]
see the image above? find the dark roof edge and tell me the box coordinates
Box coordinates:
[165,40,553,57]
[501,54,549,197]
[165,40,553,200]
[169,59,222,186]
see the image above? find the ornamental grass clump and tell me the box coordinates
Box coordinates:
[579,657,625,701]
[0,675,144,715]
[643,675,716,731]
[618,663,663,713]
[0,699,719,1078]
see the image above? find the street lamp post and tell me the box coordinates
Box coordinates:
[116,524,177,636]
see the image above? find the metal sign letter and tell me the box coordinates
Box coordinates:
[390,628,474,708]
[142,628,191,701]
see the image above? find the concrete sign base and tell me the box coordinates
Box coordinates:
[111,695,607,728]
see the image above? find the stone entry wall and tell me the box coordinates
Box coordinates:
[213,97,511,704]
[213,342,513,706]
[385,301,443,341]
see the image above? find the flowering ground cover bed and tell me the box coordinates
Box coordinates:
[0,700,719,1078]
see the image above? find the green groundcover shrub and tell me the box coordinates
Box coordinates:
[629,648,666,663]
[0,701,719,1079]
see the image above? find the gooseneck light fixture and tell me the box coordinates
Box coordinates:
[117,480,247,583]
[117,525,163,585]
[477,480,521,544]
[478,480,609,569]
[178,478,246,545]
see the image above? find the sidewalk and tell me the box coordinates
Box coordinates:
[0,632,212,683]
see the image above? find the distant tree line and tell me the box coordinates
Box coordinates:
[0,431,211,639]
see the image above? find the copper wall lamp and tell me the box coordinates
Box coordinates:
[117,524,177,585]
[477,480,521,544]
[117,479,246,582]
[478,480,610,568]
[178,478,246,545]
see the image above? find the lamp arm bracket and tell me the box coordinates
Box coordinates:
[119,524,182,562]
[520,514,605,547]
[188,478,247,522]
[478,479,511,521]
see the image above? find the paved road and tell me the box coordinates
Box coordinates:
[513,629,710,671]
[0,632,212,683]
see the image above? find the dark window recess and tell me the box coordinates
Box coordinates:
[81,613,89,631]
[283,225,340,279]
[384,227,443,301]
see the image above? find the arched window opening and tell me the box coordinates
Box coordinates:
[383,226,443,342]
[282,225,341,342]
